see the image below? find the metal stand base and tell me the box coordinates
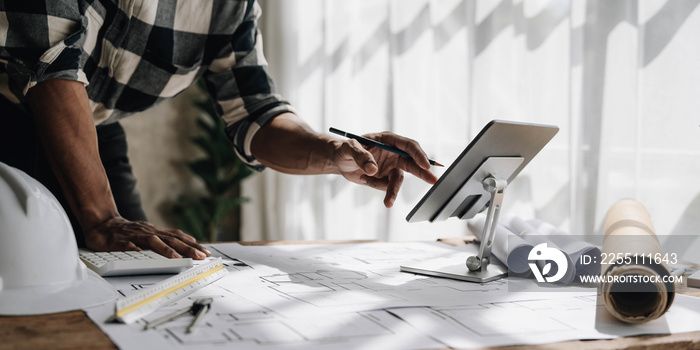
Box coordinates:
[401,256,507,283]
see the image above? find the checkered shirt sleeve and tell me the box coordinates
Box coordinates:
[201,1,295,170]
[0,1,87,98]
[0,0,294,170]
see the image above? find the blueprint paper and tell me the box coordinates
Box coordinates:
[84,242,700,350]
[211,241,593,318]
[526,218,602,278]
[86,298,444,350]
[502,216,577,284]
[85,251,444,350]
[213,241,509,317]
[388,294,700,349]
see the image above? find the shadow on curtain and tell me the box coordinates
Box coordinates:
[245,0,700,243]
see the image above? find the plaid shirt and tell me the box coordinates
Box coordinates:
[0,0,293,169]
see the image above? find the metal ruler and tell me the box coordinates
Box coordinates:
[114,257,227,324]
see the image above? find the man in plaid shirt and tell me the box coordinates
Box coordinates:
[0,0,437,259]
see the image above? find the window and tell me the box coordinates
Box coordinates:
[245,0,700,253]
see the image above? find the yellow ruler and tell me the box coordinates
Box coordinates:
[114,257,227,324]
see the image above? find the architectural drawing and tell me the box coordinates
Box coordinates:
[86,242,700,350]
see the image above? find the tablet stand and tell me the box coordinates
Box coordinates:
[401,156,523,283]
[464,176,507,281]
[404,120,559,283]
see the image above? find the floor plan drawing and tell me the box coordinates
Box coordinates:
[87,282,443,350]
[211,242,563,317]
[388,293,700,349]
[85,242,700,350]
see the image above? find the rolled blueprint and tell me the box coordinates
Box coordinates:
[467,214,533,276]
[527,218,602,279]
[601,199,675,324]
[503,216,576,284]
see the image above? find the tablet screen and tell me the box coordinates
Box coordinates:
[406,120,559,223]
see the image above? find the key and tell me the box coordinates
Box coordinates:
[143,298,213,331]
[186,298,213,333]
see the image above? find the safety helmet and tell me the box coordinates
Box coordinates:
[0,162,115,315]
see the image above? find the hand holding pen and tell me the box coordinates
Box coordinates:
[329,127,441,207]
[330,128,443,167]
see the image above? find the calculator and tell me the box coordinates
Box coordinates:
[79,250,193,277]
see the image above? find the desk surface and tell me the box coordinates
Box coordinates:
[2,239,699,350]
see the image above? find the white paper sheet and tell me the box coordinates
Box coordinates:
[84,242,700,350]
[212,242,593,317]
[85,248,444,350]
[388,294,700,349]
[86,299,444,350]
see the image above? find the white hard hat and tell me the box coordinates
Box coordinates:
[0,162,116,315]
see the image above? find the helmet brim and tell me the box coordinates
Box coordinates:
[0,269,116,316]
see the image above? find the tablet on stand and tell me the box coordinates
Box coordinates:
[402,120,559,283]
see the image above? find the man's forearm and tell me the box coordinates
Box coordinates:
[250,113,340,175]
[27,79,119,232]
[248,112,436,209]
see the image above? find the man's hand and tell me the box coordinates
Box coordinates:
[86,217,210,259]
[251,113,438,208]
[330,132,438,208]
[27,79,209,260]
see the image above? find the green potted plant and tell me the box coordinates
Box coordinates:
[172,81,253,242]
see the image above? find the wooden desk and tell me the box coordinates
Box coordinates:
[2,240,699,350]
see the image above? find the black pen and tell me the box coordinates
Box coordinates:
[329,127,443,167]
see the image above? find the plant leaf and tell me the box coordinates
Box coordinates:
[188,160,221,193]
[171,78,256,242]
[191,136,218,159]
[211,196,249,224]
[173,199,209,241]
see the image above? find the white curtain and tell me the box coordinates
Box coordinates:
[243,0,700,248]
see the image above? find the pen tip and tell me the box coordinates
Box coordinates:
[433,162,444,167]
